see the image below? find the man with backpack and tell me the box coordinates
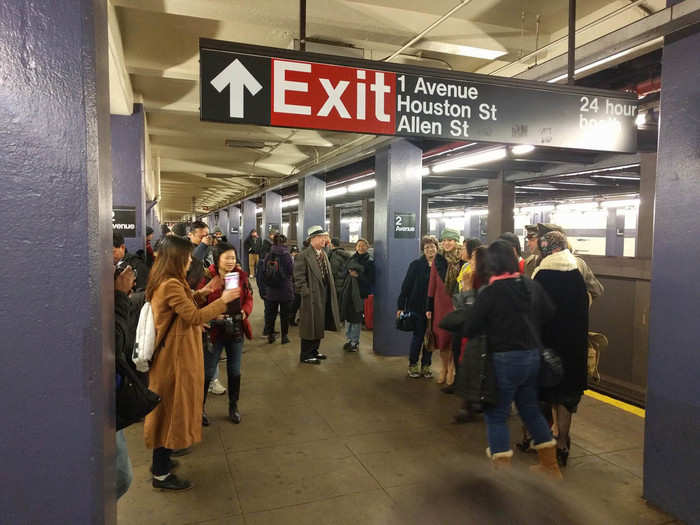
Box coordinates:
[261,234,295,344]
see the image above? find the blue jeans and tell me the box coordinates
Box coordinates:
[345,322,361,344]
[205,339,243,383]
[408,313,432,367]
[116,430,132,499]
[484,349,553,454]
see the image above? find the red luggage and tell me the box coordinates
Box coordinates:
[363,294,374,330]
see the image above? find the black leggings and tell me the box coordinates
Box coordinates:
[152,447,172,476]
[266,300,291,336]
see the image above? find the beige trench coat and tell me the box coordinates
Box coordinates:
[144,278,226,450]
[293,247,340,340]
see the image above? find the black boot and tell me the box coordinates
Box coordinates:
[229,375,241,424]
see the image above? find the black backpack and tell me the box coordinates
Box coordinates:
[263,253,286,287]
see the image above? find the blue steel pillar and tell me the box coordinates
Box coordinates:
[373,140,422,355]
[111,104,146,254]
[241,200,257,273]
[0,1,114,523]
[227,205,242,256]
[263,191,282,239]
[299,175,326,240]
[644,18,700,524]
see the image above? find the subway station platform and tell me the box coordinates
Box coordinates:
[118,294,675,525]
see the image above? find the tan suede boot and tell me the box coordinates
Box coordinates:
[486,448,513,469]
[530,440,563,480]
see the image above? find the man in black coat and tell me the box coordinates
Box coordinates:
[114,264,136,499]
[243,229,262,275]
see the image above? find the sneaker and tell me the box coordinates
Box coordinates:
[408,364,421,378]
[348,342,359,353]
[342,341,353,351]
[421,365,433,378]
[209,378,226,395]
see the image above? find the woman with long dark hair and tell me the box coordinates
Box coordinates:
[144,236,239,491]
[465,240,562,477]
[200,242,254,425]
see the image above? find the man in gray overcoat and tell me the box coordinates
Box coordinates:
[294,225,341,364]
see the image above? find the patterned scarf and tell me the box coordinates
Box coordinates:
[442,248,462,296]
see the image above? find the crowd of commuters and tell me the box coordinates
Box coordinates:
[113,213,600,497]
[396,223,601,476]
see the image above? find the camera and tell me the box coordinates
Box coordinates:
[210,313,243,341]
[114,258,138,281]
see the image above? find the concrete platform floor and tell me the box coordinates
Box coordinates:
[118,291,677,525]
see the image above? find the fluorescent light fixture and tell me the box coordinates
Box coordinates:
[282,222,290,228]
[548,38,663,83]
[325,186,348,198]
[519,205,555,213]
[348,179,376,193]
[427,212,443,218]
[432,148,506,173]
[281,198,299,208]
[511,144,535,155]
[255,207,263,214]
[519,185,559,191]
[418,40,507,60]
[552,181,600,186]
[552,163,640,178]
[600,198,640,208]
[556,202,601,212]
[635,112,647,127]
[420,167,431,177]
[591,175,641,181]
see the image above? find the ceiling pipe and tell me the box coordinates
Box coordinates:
[383,0,473,62]
[489,0,649,76]
[568,0,576,85]
[299,0,306,52]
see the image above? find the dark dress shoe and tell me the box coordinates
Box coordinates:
[150,459,179,474]
[202,412,210,427]
[301,357,321,365]
[229,405,241,424]
[171,447,192,457]
[441,385,455,394]
[314,353,327,360]
[281,335,290,344]
[268,334,276,344]
[152,474,192,491]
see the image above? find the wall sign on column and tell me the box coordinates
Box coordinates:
[113,206,137,238]
[200,39,638,153]
[394,212,417,239]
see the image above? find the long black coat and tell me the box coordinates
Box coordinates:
[293,247,341,340]
[397,256,431,314]
[534,264,589,402]
[345,252,374,298]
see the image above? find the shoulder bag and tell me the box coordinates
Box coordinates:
[521,312,563,388]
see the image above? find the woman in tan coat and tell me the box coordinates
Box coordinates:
[144,236,239,491]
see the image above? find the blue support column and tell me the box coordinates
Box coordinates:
[605,208,625,257]
[373,140,422,356]
[241,200,257,273]
[644,19,700,524]
[111,104,146,254]
[262,191,282,236]
[299,175,326,239]
[0,1,114,522]
[227,206,242,257]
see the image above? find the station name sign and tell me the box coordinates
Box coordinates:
[200,39,638,153]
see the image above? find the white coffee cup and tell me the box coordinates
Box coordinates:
[224,272,239,290]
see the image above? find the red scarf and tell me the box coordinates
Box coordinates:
[488,272,520,285]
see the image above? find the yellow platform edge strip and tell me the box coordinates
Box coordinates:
[584,390,646,418]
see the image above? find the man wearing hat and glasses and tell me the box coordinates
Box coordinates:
[293,225,341,364]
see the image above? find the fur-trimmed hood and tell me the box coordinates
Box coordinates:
[532,249,578,278]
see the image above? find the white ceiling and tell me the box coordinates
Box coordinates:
[108,0,662,221]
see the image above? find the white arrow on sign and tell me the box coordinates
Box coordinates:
[210,59,263,119]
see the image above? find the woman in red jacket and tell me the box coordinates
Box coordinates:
[427,228,464,385]
[198,242,253,425]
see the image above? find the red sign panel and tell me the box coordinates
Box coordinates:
[269,59,396,135]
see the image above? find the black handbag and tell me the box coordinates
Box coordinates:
[522,311,563,388]
[116,355,160,430]
[395,311,416,332]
